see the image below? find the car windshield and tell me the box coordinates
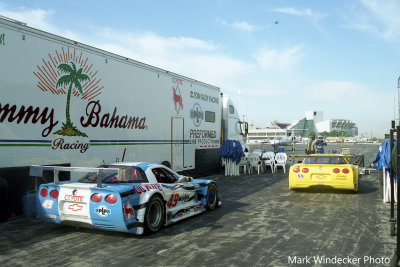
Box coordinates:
[304,157,346,164]
[78,165,148,183]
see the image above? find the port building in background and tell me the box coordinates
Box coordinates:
[290,111,358,137]
[247,110,358,142]
[247,121,290,143]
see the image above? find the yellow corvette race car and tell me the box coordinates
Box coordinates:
[288,154,359,192]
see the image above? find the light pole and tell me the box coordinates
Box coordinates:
[397,76,400,125]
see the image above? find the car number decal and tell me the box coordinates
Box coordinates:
[167,193,180,208]
[42,199,54,209]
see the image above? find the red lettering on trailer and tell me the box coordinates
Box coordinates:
[172,78,183,85]
[0,102,58,137]
[80,100,147,130]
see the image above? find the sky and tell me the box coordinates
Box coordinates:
[0,0,399,137]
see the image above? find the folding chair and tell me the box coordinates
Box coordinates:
[262,151,275,173]
[274,152,287,173]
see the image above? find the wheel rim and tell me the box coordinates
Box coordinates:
[208,188,216,206]
[148,201,162,227]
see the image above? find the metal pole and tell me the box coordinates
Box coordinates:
[390,121,395,236]
[397,77,400,122]
[396,126,400,261]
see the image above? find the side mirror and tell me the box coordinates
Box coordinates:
[177,176,193,183]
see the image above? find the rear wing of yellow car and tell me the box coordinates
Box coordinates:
[288,154,364,166]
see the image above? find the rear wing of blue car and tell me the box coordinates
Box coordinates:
[29,165,121,188]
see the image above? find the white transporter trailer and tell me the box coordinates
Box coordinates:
[0,17,247,220]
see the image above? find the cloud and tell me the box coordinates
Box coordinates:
[0,5,390,137]
[306,81,392,135]
[0,7,51,28]
[253,45,304,70]
[0,6,77,39]
[271,7,328,35]
[344,0,400,43]
[218,19,262,32]
[272,7,326,20]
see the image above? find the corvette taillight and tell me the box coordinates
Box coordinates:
[40,188,48,197]
[342,168,350,174]
[333,168,340,173]
[91,193,102,203]
[50,190,59,198]
[302,168,309,173]
[105,194,118,204]
[293,167,300,173]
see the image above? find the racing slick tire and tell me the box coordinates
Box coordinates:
[354,184,359,193]
[206,183,218,210]
[144,195,165,233]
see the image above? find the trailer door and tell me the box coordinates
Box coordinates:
[171,117,184,171]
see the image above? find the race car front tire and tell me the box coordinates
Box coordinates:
[144,195,165,233]
[206,183,218,210]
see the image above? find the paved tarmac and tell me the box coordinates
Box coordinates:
[0,143,396,266]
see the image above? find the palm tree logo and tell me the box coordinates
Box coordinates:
[54,62,90,137]
[34,47,104,137]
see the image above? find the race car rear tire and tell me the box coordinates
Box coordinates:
[206,183,218,210]
[144,195,165,233]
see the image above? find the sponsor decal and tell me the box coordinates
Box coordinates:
[173,209,190,219]
[0,47,149,152]
[34,47,101,138]
[162,184,181,190]
[65,214,88,219]
[96,205,111,217]
[190,90,219,104]
[64,194,85,202]
[189,129,217,139]
[181,193,189,203]
[193,205,203,212]
[123,201,135,221]
[133,184,163,194]
[0,103,58,137]
[42,199,54,209]
[189,129,218,146]
[52,138,89,153]
[68,203,83,212]
[172,78,183,114]
[190,103,203,127]
[46,214,56,219]
[80,100,147,130]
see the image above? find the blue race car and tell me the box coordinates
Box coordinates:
[32,162,220,234]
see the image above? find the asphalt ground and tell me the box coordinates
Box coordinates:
[0,143,396,267]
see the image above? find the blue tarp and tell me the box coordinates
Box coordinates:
[373,140,395,170]
[219,140,245,164]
